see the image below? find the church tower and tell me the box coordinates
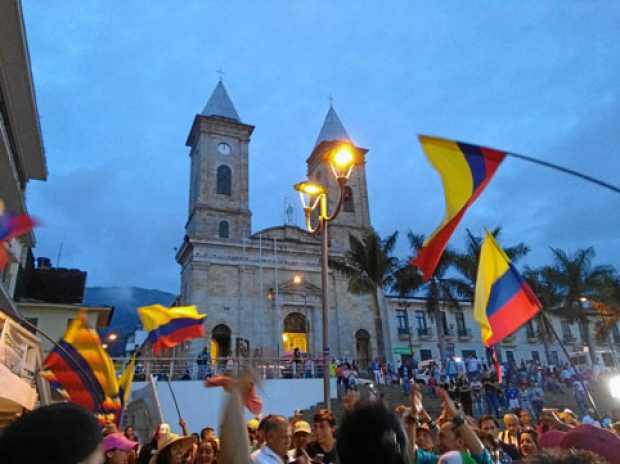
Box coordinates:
[306,105,371,251]
[184,81,254,241]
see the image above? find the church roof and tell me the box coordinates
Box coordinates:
[314,105,351,146]
[202,81,241,122]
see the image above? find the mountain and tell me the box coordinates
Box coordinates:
[84,286,176,355]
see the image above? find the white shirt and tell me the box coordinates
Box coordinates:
[252,445,285,464]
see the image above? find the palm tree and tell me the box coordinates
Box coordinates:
[329,229,399,361]
[590,273,620,356]
[523,266,561,364]
[546,247,616,365]
[393,232,466,363]
[452,227,530,299]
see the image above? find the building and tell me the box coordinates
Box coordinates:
[0,0,49,426]
[176,80,620,369]
[16,256,113,354]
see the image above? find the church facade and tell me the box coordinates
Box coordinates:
[176,81,620,369]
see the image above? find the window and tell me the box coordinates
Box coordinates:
[396,309,408,330]
[526,320,536,338]
[440,312,449,335]
[216,165,232,195]
[420,349,432,361]
[531,351,540,362]
[602,353,614,367]
[447,343,455,357]
[415,311,427,330]
[561,321,573,339]
[343,186,354,212]
[455,312,466,331]
[462,350,477,359]
[506,351,515,364]
[551,351,559,366]
[218,221,230,238]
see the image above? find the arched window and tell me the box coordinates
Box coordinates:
[216,165,232,195]
[218,220,229,239]
[343,186,354,212]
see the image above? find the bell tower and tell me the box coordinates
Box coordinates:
[306,105,371,251]
[184,81,254,242]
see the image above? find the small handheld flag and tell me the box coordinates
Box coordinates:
[411,136,505,281]
[474,232,542,346]
[138,304,207,355]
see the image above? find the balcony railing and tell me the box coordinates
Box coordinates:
[563,334,577,343]
[526,332,539,342]
[457,328,472,340]
[443,328,456,338]
[417,327,433,338]
[397,327,410,335]
[111,355,327,382]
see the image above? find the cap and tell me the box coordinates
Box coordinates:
[560,424,620,463]
[247,419,259,431]
[102,433,138,452]
[293,421,312,435]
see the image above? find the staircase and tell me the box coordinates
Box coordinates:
[302,382,614,424]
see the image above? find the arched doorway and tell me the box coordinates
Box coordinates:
[282,312,308,353]
[211,324,231,360]
[356,329,371,369]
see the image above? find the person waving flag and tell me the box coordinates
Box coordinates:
[474,231,542,346]
[411,136,505,280]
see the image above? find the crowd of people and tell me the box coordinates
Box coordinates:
[2,364,620,464]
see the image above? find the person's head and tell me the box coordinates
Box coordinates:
[195,438,217,464]
[123,426,136,441]
[0,403,103,464]
[416,426,435,452]
[292,420,312,450]
[520,429,539,458]
[478,416,499,437]
[262,415,291,457]
[438,422,466,454]
[157,423,171,441]
[519,410,533,427]
[524,448,608,464]
[247,418,259,443]
[155,434,193,464]
[477,431,498,451]
[313,409,336,445]
[200,427,215,441]
[337,400,409,464]
[103,433,138,464]
[611,421,620,438]
[503,413,521,435]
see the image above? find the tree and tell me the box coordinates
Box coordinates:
[546,247,616,365]
[393,232,466,364]
[452,227,530,299]
[523,266,561,365]
[329,230,399,361]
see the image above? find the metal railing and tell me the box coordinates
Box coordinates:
[417,327,433,337]
[397,327,410,335]
[457,328,472,339]
[112,356,327,382]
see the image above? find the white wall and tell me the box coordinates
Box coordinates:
[131,378,337,436]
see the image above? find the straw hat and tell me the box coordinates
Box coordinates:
[149,433,194,463]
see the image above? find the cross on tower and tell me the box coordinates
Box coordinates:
[328,94,334,107]
[216,68,225,82]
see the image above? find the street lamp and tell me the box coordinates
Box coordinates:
[294,142,360,410]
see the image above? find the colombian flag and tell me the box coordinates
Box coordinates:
[138,304,206,355]
[411,136,505,281]
[474,232,542,346]
[41,313,121,416]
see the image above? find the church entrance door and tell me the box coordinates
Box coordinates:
[356,329,371,369]
[211,324,231,360]
[282,312,308,353]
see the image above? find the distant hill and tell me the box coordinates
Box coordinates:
[84,287,176,355]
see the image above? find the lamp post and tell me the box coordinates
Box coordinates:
[294,143,360,410]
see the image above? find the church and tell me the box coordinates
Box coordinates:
[175,81,619,369]
[176,80,384,367]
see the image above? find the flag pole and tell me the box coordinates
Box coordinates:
[541,313,600,417]
[165,374,182,420]
[506,152,620,195]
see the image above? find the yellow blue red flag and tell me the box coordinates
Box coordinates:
[138,304,206,354]
[118,354,136,407]
[411,136,505,281]
[474,232,542,346]
[41,312,121,417]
